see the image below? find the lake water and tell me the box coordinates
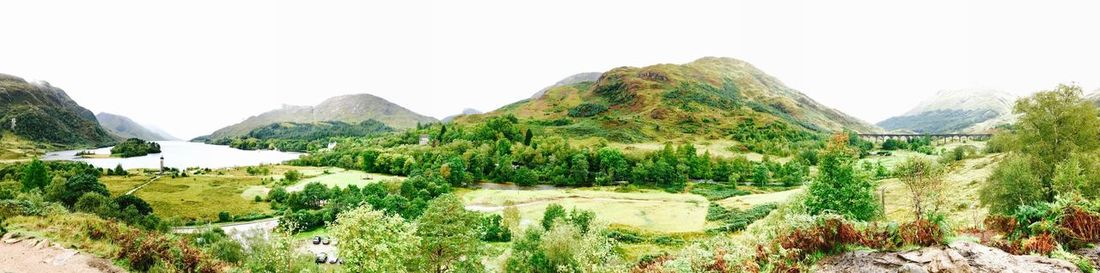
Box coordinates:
[43,141,303,169]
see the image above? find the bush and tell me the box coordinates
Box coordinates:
[567,103,609,118]
[217,211,231,222]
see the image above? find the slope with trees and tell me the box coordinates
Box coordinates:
[0,73,117,148]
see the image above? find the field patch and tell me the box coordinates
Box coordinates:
[285,169,402,192]
[462,188,708,233]
[102,174,271,222]
[715,187,803,210]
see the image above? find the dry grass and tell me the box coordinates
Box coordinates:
[461,188,709,233]
[877,152,1000,228]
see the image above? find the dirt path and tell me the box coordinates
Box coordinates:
[124,175,160,195]
[0,234,125,273]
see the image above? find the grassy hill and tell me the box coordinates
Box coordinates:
[0,73,117,149]
[458,57,878,148]
[200,93,436,141]
[96,112,178,141]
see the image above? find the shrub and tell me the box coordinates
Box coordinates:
[567,103,609,118]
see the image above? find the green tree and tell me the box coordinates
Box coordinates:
[113,164,127,176]
[980,154,1045,215]
[331,205,419,273]
[20,158,49,191]
[523,128,533,146]
[894,157,946,220]
[115,194,153,215]
[61,173,109,207]
[804,134,879,221]
[74,192,115,216]
[542,203,567,231]
[44,176,66,202]
[283,170,303,182]
[1012,84,1100,201]
[570,153,590,186]
[751,163,770,187]
[416,194,484,273]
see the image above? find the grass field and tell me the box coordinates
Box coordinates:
[102,173,272,222]
[285,169,402,192]
[462,188,709,233]
[0,133,49,160]
[715,187,803,210]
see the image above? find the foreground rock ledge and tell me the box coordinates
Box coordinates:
[815,241,1081,273]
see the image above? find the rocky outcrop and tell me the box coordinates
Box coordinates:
[815,241,1081,273]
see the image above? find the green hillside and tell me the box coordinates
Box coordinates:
[0,73,117,149]
[458,57,879,153]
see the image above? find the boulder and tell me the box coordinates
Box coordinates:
[815,241,1081,273]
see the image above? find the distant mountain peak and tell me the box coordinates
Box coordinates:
[201,93,436,140]
[442,108,483,123]
[878,88,1017,134]
[96,112,179,141]
[530,72,603,100]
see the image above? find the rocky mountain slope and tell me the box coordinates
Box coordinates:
[96,112,178,141]
[877,89,1017,134]
[0,73,117,147]
[460,57,879,143]
[200,93,436,141]
[529,72,603,100]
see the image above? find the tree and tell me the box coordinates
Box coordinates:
[751,163,770,186]
[44,176,66,202]
[74,192,115,216]
[113,164,127,176]
[1051,153,1100,199]
[481,214,511,242]
[415,194,483,273]
[20,158,49,191]
[61,173,109,207]
[1012,84,1100,201]
[542,203,567,231]
[331,205,419,273]
[894,157,946,220]
[523,128,533,146]
[804,133,879,221]
[115,194,153,215]
[569,153,590,186]
[980,154,1045,215]
[283,170,303,182]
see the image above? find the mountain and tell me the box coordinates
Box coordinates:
[201,93,436,141]
[877,89,1017,134]
[459,57,879,143]
[0,73,117,147]
[96,112,178,141]
[442,108,482,123]
[530,72,603,100]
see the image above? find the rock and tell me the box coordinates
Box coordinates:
[815,241,1081,273]
[1074,246,1099,269]
[899,263,928,273]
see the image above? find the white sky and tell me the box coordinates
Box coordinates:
[2,0,1099,139]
